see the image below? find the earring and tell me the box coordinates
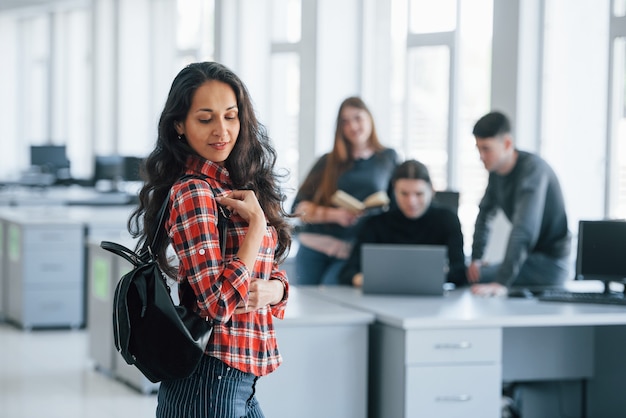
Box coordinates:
[177,134,184,141]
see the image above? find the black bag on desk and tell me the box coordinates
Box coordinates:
[100,177,227,383]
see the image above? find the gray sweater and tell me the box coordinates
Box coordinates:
[471,151,571,285]
[293,148,398,241]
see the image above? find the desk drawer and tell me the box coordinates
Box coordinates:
[12,286,84,329]
[406,364,501,418]
[20,249,84,285]
[22,225,84,249]
[406,328,501,365]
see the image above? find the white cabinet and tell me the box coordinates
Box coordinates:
[86,239,159,394]
[0,219,5,320]
[407,364,501,418]
[4,219,85,329]
[370,324,502,418]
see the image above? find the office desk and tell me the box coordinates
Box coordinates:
[303,286,626,418]
[256,287,374,418]
[0,185,136,207]
[64,205,134,241]
[0,206,133,329]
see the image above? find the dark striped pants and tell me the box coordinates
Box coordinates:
[156,355,264,418]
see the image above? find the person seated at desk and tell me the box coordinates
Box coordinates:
[468,111,571,297]
[339,159,467,287]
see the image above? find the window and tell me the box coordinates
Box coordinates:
[20,16,50,147]
[405,46,450,188]
[269,0,301,206]
[11,9,91,179]
[176,0,215,66]
[388,0,493,252]
[609,28,626,218]
[269,53,300,202]
[605,0,626,219]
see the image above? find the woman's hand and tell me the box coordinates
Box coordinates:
[217,190,265,227]
[330,207,361,227]
[216,190,266,271]
[295,201,360,226]
[234,279,284,313]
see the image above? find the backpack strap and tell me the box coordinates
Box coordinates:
[144,173,228,261]
[168,174,229,310]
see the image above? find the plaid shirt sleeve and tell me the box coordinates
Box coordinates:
[269,263,288,319]
[168,179,250,323]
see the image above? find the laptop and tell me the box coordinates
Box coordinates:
[361,244,448,296]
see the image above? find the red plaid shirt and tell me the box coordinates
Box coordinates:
[167,156,289,376]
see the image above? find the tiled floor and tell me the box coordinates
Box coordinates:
[0,322,157,418]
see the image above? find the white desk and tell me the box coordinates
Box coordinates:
[256,287,374,418]
[0,185,136,207]
[302,285,626,418]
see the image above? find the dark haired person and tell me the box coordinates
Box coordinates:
[339,159,467,287]
[292,96,398,285]
[468,111,571,297]
[128,61,291,417]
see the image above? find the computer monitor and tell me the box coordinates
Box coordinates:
[433,190,460,214]
[122,156,144,182]
[94,155,125,191]
[30,145,70,172]
[576,219,626,294]
[94,155,145,192]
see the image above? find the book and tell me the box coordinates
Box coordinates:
[330,190,390,213]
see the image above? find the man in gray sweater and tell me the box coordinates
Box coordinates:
[468,111,571,297]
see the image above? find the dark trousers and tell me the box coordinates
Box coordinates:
[156,355,264,418]
[294,244,346,285]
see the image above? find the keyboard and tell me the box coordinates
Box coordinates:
[538,290,626,306]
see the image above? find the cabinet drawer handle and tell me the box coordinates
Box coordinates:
[434,341,471,349]
[435,395,472,402]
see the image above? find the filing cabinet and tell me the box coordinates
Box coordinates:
[3,214,85,329]
[86,238,159,394]
[0,219,5,320]
[370,324,502,418]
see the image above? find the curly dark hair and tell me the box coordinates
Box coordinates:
[128,62,292,274]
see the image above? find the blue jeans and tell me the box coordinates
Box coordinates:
[156,355,264,418]
[479,252,570,287]
[294,244,346,286]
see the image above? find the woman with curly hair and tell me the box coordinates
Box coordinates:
[129,61,291,418]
